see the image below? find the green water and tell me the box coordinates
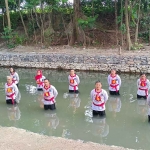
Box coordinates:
[0,68,149,150]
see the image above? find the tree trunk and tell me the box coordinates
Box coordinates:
[2,8,5,28]
[135,0,141,43]
[125,0,132,50]
[115,0,118,45]
[69,0,80,45]
[5,0,11,29]
[120,0,124,46]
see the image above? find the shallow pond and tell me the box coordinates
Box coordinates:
[0,68,149,150]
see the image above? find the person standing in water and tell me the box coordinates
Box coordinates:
[68,69,80,93]
[35,70,46,91]
[107,69,121,95]
[5,76,19,105]
[137,73,150,99]
[10,67,19,87]
[90,81,108,117]
[42,79,58,110]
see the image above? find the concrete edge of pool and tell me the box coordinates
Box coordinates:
[0,127,133,150]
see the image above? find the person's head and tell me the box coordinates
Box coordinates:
[70,69,75,76]
[140,73,146,80]
[10,67,15,73]
[95,81,102,90]
[111,69,116,76]
[37,70,42,75]
[7,76,12,84]
[44,79,50,87]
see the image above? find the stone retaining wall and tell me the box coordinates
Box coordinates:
[0,52,149,73]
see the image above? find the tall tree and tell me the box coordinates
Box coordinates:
[125,0,132,50]
[5,0,11,29]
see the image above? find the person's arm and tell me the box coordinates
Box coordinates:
[4,84,7,95]
[107,75,110,85]
[42,76,46,80]
[146,80,150,90]
[14,84,19,98]
[104,90,109,103]
[16,73,19,83]
[117,75,121,87]
[53,86,58,98]
[76,75,80,85]
[137,79,140,88]
[90,90,93,101]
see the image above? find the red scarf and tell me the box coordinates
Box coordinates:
[140,78,147,87]
[110,74,116,78]
[35,70,42,80]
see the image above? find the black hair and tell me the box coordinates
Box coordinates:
[10,67,15,72]
[140,72,146,77]
[95,80,101,85]
[111,68,116,72]
[44,79,49,82]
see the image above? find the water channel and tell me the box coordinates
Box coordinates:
[0,68,150,150]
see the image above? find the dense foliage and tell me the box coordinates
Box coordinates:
[0,0,150,49]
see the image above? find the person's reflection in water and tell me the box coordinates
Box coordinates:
[108,96,121,118]
[63,93,81,114]
[91,116,109,144]
[137,99,147,122]
[44,112,59,136]
[7,105,21,127]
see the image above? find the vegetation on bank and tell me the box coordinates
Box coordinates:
[0,0,150,50]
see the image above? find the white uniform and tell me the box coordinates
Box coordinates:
[90,89,108,111]
[107,74,121,91]
[42,85,58,105]
[68,74,80,91]
[108,97,121,112]
[36,76,45,90]
[147,95,150,116]
[10,72,19,85]
[137,79,150,96]
[5,83,18,100]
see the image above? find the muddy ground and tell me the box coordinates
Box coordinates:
[0,127,133,150]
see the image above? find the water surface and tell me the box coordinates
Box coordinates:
[0,68,149,150]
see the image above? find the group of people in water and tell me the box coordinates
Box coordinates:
[4,67,150,122]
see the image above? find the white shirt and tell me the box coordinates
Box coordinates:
[42,85,58,105]
[68,74,80,90]
[107,74,121,91]
[5,82,19,100]
[36,76,46,89]
[10,72,19,85]
[137,79,150,96]
[90,89,108,111]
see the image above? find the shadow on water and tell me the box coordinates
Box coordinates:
[0,68,150,149]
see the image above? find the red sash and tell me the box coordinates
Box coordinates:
[44,97,54,103]
[7,93,15,104]
[110,84,119,92]
[93,102,105,108]
[139,88,148,98]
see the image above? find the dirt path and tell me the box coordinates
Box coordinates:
[0,127,132,150]
[1,45,150,56]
